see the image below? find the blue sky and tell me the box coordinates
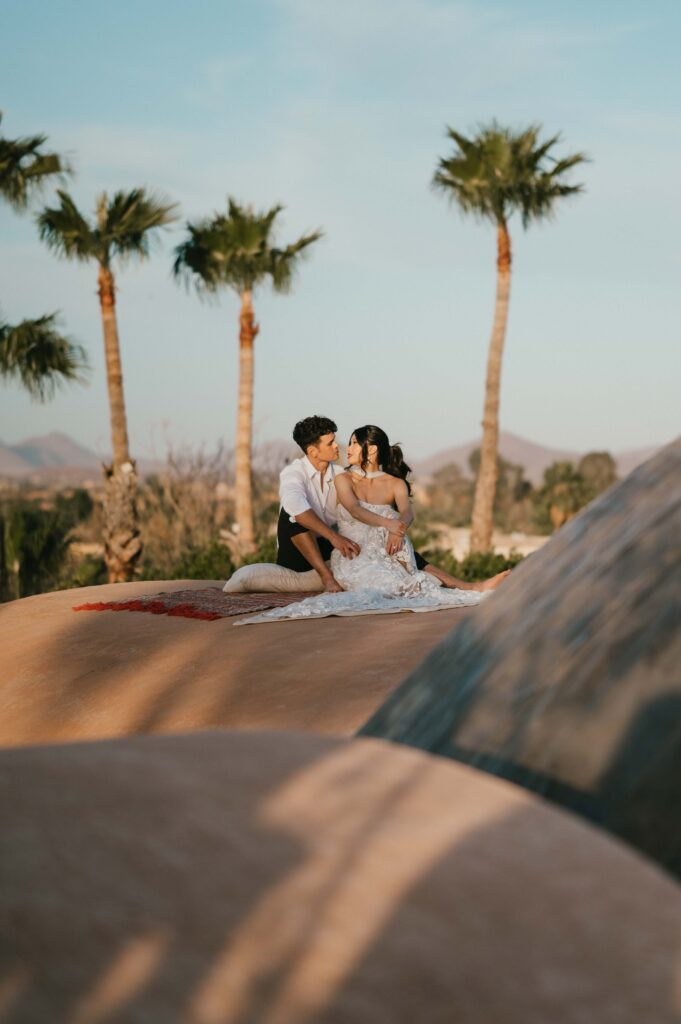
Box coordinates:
[1,0,679,460]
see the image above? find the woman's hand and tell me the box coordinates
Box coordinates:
[386,533,405,556]
[385,517,406,555]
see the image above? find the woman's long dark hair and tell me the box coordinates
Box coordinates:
[351,424,412,494]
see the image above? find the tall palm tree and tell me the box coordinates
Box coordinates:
[37,189,178,582]
[0,111,67,210]
[173,198,322,553]
[433,122,586,552]
[0,313,87,399]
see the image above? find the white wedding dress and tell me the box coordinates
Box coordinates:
[236,498,487,625]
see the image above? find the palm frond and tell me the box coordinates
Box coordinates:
[173,222,224,296]
[549,152,590,177]
[37,190,98,261]
[444,127,475,157]
[0,112,69,211]
[528,131,562,167]
[259,202,285,238]
[105,188,178,263]
[269,230,323,293]
[0,313,89,401]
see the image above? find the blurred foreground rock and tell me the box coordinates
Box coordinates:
[1,730,680,1023]
[361,437,681,880]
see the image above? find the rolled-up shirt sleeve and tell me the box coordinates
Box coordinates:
[280,466,312,520]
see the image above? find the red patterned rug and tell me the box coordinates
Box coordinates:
[73,587,310,622]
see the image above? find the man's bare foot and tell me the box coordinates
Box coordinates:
[478,569,511,592]
[322,575,344,593]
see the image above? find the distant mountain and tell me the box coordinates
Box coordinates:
[0,442,34,476]
[11,432,102,470]
[0,432,161,483]
[411,431,661,486]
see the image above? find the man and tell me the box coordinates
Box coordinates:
[277,415,354,592]
[277,414,492,593]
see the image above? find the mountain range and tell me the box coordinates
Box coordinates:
[411,431,661,485]
[0,430,662,486]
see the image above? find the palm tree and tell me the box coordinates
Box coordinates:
[0,313,87,399]
[0,111,67,210]
[433,122,586,552]
[173,198,322,553]
[37,189,178,582]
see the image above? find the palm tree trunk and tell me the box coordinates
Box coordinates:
[235,290,258,554]
[98,264,142,582]
[99,265,132,466]
[470,223,512,553]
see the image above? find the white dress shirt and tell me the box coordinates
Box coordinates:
[279,456,342,527]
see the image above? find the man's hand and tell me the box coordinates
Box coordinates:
[332,535,360,559]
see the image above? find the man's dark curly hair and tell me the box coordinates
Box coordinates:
[293,415,338,453]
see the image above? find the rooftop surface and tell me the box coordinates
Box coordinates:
[0,580,472,748]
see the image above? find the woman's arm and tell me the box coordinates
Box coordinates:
[393,479,413,528]
[386,479,413,554]
[334,475,406,536]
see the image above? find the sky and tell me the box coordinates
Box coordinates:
[1,0,680,461]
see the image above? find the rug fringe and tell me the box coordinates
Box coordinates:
[71,592,294,621]
[72,599,222,620]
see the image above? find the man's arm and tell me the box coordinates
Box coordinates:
[294,508,359,560]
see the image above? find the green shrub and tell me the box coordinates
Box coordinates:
[240,534,278,566]
[140,538,234,581]
[0,501,72,601]
[455,549,524,581]
[53,488,95,530]
[415,544,524,582]
[58,554,108,591]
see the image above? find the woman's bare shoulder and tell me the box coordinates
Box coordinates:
[333,470,359,495]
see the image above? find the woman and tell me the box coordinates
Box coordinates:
[237,425,507,624]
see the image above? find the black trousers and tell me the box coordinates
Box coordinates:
[276,508,428,573]
[276,509,333,572]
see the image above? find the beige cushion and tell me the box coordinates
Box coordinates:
[223,562,324,594]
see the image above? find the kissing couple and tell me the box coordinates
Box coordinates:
[234,414,509,625]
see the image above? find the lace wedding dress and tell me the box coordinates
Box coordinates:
[236,499,487,624]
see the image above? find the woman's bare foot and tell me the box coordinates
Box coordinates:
[322,574,344,593]
[478,569,511,592]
